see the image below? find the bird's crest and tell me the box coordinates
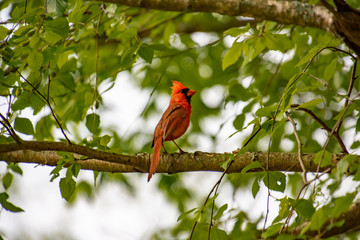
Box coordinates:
[171,81,188,94]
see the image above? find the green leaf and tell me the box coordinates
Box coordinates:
[242,36,265,68]
[251,178,260,198]
[356,118,360,133]
[313,150,332,167]
[0,26,9,40]
[324,58,338,81]
[224,23,250,37]
[331,193,356,218]
[291,199,315,219]
[214,204,228,220]
[353,164,360,181]
[177,207,197,222]
[44,30,64,44]
[296,44,324,67]
[0,192,8,202]
[287,173,303,196]
[71,163,81,178]
[263,172,286,193]
[262,223,283,238]
[93,171,99,186]
[27,50,44,71]
[14,117,35,135]
[138,45,154,63]
[59,177,76,201]
[0,192,24,212]
[222,42,243,70]
[44,17,69,39]
[233,114,245,130]
[297,98,324,109]
[85,113,100,135]
[335,155,354,179]
[273,197,290,223]
[100,135,111,147]
[255,104,277,117]
[47,0,68,16]
[9,163,23,175]
[163,21,176,43]
[310,207,327,231]
[2,173,13,190]
[241,161,263,174]
[14,25,33,37]
[210,228,229,240]
[220,154,234,170]
[263,33,292,52]
[1,200,24,212]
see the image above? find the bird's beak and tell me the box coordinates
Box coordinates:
[188,89,196,97]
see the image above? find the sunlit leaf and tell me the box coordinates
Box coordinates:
[297,98,324,109]
[222,42,243,70]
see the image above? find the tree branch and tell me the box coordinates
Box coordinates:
[92,0,334,32]
[0,141,349,174]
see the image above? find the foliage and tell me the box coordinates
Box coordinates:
[1,0,360,239]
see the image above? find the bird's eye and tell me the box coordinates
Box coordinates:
[180,88,189,94]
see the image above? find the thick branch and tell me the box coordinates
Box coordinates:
[0,141,348,174]
[93,0,334,32]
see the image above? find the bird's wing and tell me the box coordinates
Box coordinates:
[162,104,187,140]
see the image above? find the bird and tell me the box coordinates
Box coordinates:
[148,81,196,182]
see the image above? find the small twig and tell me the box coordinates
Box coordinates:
[286,113,307,182]
[0,113,21,144]
[337,58,358,132]
[291,104,348,153]
[47,63,51,101]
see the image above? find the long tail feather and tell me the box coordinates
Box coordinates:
[148,136,162,181]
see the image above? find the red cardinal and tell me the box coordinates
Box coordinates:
[148,81,196,182]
